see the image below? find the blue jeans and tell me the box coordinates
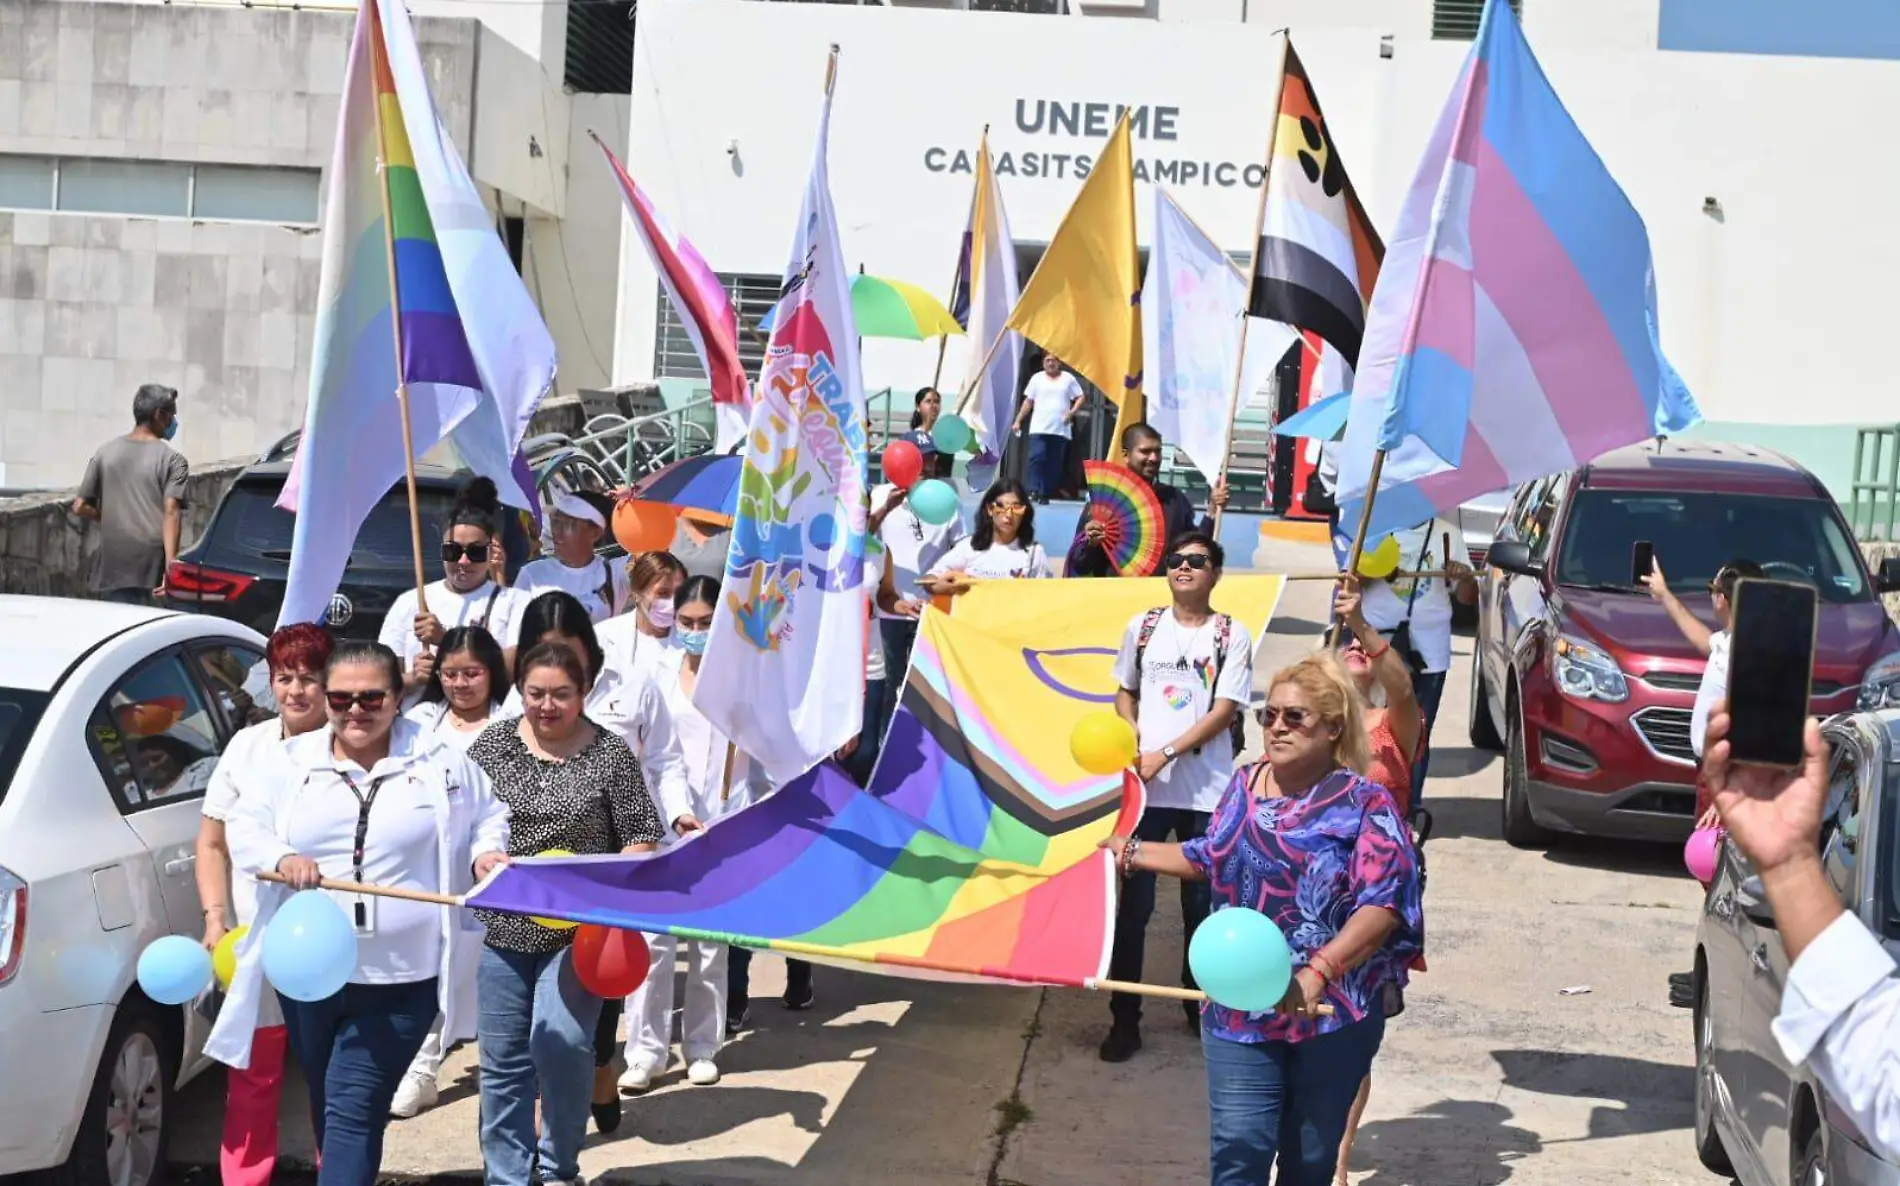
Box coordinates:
[1027,433,1068,499]
[847,676,892,786]
[880,617,920,682]
[477,945,603,1186]
[1203,1013,1387,1186]
[1107,808,1212,1027]
[1412,669,1448,801]
[279,979,439,1186]
[101,586,152,605]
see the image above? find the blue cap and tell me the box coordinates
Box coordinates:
[904,430,939,456]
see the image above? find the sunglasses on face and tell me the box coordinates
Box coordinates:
[1259,705,1316,730]
[990,502,1027,516]
[326,690,389,713]
[441,542,489,563]
[1165,552,1213,571]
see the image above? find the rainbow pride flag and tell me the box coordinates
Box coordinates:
[275,0,484,628]
[466,576,1284,987]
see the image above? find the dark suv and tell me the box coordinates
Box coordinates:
[1470,440,1900,847]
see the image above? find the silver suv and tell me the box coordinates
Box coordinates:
[1692,709,1900,1186]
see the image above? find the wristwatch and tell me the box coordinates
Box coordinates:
[1161,744,1177,762]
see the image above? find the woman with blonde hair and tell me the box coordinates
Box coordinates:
[1102,654,1423,1186]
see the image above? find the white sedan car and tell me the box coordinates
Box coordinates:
[0,595,267,1186]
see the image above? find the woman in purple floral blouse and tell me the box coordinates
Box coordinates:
[1103,655,1425,1186]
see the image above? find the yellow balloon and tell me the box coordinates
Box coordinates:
[1356,536,1401,580]
[531,849,579,931]
[1070,712,1138,776]
[213,925,248,991]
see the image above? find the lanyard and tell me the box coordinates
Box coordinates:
[335,769,393,887]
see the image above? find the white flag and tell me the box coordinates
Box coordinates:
[958,132,1022,460]
[1142,189,1293,480]
[693,53,869,782]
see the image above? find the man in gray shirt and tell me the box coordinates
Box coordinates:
[73,384,189,604]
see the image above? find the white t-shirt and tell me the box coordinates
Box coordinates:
[1023,371,1085,439]
[1691,630,1729,759]
[200,719,298,928]
[928,538,1054,581]
[514,555,630,624]
[1113,608,1255,812]
[871,482,966,618]
[1358,517,1469,675]
[379,579,527,672]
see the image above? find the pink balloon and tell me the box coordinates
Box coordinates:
[1684,827,1721,884]
[882,440,923,490]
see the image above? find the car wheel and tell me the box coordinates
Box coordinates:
[1797,1126,1825,1186]
[45,1004,173,1186]
[1501,693,1550,849]
[1468,657,1504,751]
[1692,974,1733,1174]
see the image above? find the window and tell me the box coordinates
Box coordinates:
[193,165,321,225]
[0,153,320,225]
[0,690,49,808]
[86,653,224,814]
[211,477,455,569]
[0,157,54,211]
[1821,742,1865,907]
[654,271,780,386]
[1434,0,1521,39]
[190,643,271,733]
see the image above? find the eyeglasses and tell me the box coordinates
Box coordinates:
[1165,552,1213,571]
[1259,705,1316,730]
[441,542,489,563]
[325,690,389,712]
[990,502,1027,516]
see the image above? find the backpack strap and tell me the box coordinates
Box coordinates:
[1133,607,1166,677]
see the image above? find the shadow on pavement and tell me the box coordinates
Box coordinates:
[1266,613,1332,639]
[1539,837,1691,879]
[1351,1097,1541,1185]
[1409,795,1500,843]
[1491,1048,1694,1139]
[1427,746,1500,779]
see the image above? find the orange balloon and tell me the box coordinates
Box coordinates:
[612,498,678,556]
[116,701,182,737]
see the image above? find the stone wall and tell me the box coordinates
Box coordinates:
[0,0,478,488]
[0,454,246,597]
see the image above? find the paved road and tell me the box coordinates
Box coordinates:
[168,533,1716,1184]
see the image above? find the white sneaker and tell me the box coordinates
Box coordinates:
[686,1059,720,1086]
[618,1062,657,1094]
[388,1071,438,1118]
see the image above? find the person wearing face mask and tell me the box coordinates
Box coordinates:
[195,624,333,1186]
[515,489,627,623]
[597,551,687,686]
[380,478,528,704]
[621,577,783,1089]
[72,382,190,604]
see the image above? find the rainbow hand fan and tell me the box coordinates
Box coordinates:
[1083,461,1167,577]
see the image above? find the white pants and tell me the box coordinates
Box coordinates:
[406,1015,446,1079]
[624,934,727,1068]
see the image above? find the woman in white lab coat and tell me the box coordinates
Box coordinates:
[619,576,779,1092]
[206,641,510,1186]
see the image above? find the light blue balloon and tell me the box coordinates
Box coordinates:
[262,891,359,1002]
[909,479,959,526]
[1188,906,1293,1013]
[136,935,214,1005]
[932,414,974,455]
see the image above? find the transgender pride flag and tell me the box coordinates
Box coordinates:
[276,0,484,627]
[1336,0,1700,541]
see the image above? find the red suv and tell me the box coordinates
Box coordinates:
[1470,441,1900,847]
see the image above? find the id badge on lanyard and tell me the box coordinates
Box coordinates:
[333,771,391,937]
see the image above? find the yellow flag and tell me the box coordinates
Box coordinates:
[1006,111,1144,447]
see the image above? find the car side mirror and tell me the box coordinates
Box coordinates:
[1877,556,1900,594]
[1736,875,1776,928]
[1486,539,1542,579]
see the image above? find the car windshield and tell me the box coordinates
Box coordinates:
[1554,490,1870,604]
[217,479,456,569]
[0,690,49,806]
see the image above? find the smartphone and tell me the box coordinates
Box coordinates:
[1724,578,1817,767]
[1630,541,1655,586]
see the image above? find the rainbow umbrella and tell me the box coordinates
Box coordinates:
[1271,391,1352,442]
[630,453,740,520]
[758,274,965,342]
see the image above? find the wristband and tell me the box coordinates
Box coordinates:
[1308,952,1342,985]
[1361,638,1391,661]
[1120,837,1142,877]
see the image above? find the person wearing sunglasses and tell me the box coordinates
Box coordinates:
[209,641,509,1186]
[1098,532,1254,1064]
[1101,654,1423,1186]
[921,479,1051,597]
[1068,422,1229,577]
[871,430,967,676]
[379,477,527,703]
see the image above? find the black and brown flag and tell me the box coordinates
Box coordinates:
[1248,41,1385,367]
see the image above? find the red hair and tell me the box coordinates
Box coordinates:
[267,623,334,676]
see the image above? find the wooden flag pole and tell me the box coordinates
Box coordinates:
[368,15,429,616]
[1334,449,1390,628]
[1210,32,1292,539]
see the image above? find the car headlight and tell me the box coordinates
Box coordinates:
[1552,635,1629,703]
[1858,650,1900,711]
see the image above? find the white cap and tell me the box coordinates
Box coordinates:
[552,490,607,529]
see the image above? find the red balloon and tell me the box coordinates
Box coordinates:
[571,925,650,998]
[882,440,923,490]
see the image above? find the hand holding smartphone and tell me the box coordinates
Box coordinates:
[1724,578,1818,768]
[1630,541,1655,587]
